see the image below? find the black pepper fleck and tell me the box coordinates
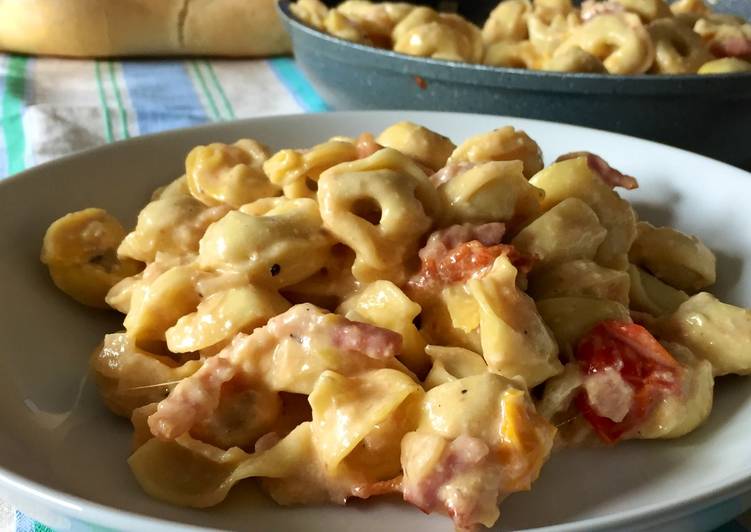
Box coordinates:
[270,263,281,276]
[461,389,467,394]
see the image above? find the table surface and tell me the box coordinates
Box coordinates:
[0,53,748,532]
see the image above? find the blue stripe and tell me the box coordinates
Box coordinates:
[15,511,34,532]
[120,61,209,134]
[267,58,328,112]
[0,55,7,178]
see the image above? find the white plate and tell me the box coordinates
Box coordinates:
[0,111,750,532]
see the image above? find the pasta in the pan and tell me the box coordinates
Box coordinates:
[292,0,751,75]
[41,120,751,532]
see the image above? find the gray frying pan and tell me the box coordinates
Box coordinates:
[277,0,751,168]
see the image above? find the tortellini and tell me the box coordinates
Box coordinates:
[636,342,714,439]
[698,57,751,73]
[294,0,746,75]
[401,373,555,529]
[439,160,544,225]
[309,369,422,475]
[422,345,488,389]
[118,195,229,263]
[534,0,575,22]
[338,281,429,374]
[448,126,544,179]
[468,256,563,387]
[280,243,360,310]
[615,0,672,23]
[627,264,688,316]
[657,292,751,375]
[263,140,359,199]
[41,120,751,531]
[529,259,630,305]
[629,221,716,292]
[536,296,631,357]
[393,8,484,63]
[185,139,279,208]
[483,0,532,44]
[647,18,713,73]
[41,208,142,308]
[324,9,371,43]
[528,12,582,57]
[484,40,542,69]
[336,1,415,45]
[166,285,291,353]
[199,199,332,288]
[375,121,455,171]
[545,45,607,72]
[511,197,607,267]
[530,156,637,270]
[124,264,203,343]
[93,333,201,417]
[694,13,751,60]
[151,175,190,200]
[317,148,438,283]
[290,0,329,29]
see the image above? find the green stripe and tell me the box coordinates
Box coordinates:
[189,60,220,121]
[94,61,114,143]
[33,521,54,532]
[107,62,130,139]
[1,55,29,174]
[204,61,236,120]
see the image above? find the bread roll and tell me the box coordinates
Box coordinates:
[0,0,291,57]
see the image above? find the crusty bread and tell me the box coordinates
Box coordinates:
[0,0,291,57]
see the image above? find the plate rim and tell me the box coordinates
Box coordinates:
[2,110,750,532]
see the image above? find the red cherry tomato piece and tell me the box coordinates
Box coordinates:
[574,320,683,443]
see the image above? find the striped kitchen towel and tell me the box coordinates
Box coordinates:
[0,54,326,179]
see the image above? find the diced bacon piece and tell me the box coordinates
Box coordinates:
[355,132,383,158]
[711,36,751,58]
[582,367,634,422]
[403,434,499,530]
[404,435,490,513]
[267,303,402,359]
[331,321,403,359]
[556,151,639,190]
[430,162,476,187]
[148,355,237,440]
